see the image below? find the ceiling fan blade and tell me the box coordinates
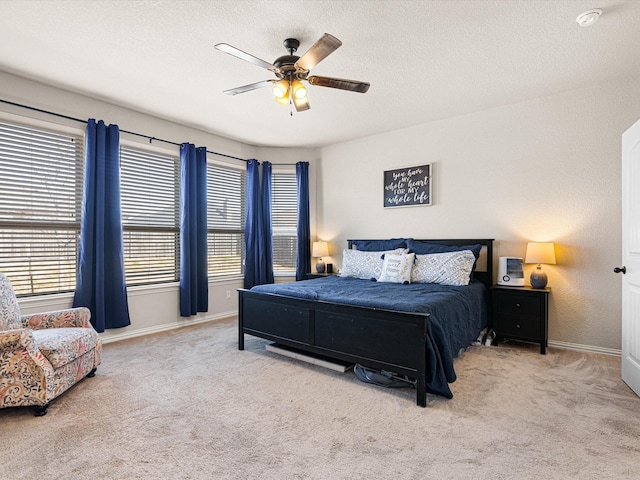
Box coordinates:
[293,94,310,112]
[308,75,370,93]
[295,33,342,71]
[223,79,275,96]
[215,43,279,73]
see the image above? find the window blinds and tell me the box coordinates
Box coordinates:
[271,172,297,272]
[120,147,180,285]
[207,163,246,276]
[0,121,82,295]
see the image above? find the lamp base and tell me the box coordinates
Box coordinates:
[316,260,326,274]
[530,267,548,289]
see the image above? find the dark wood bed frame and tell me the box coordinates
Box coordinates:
[238,239,494,407]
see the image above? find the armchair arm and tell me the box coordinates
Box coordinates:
[0,329,55,408]
[0,329,52,370]
[21,307,92,330]
[0,329,37,352]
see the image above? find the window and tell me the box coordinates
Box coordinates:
[120,146,179,286]
[0,120,83,295]
[207,162,246,276]
[271,169,297,273]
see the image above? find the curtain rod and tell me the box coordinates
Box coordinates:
[0,98,249,163]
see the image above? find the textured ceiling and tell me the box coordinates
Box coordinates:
[1,0,639,148]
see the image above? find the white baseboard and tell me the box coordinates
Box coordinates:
[548,340,621,357]
[99,311,236,345]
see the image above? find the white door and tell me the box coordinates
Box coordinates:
[621,119,640,397]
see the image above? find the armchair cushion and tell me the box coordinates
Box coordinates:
[33,328,100,369]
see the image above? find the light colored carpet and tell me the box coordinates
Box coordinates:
[1,317,638,480]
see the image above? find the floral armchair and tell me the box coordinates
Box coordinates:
[0,273,101,416]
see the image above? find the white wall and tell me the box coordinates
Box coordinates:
[0,70,318,343]
[318,77,640,353]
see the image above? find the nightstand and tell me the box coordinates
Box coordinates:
[491,285,550,354]
[305,272,337,280]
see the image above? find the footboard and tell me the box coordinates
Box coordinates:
[238,289,430,407]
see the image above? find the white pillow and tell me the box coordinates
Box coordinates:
[377,252,415,284]
[340,248,406,280]
[411,250,475,286]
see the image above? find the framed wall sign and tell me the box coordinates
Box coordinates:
[383,164,431,208]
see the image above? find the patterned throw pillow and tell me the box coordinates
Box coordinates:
[340,248,406,280]
[411,250,476,286]
[377,253,415,284]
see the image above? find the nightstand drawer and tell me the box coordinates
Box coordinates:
[497,314,541,339]
[495,294,542,317]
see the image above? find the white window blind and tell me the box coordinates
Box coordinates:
[207,163,245,276]
[272,171,297,273]
[120,147,179,285]
[0,120,83,295]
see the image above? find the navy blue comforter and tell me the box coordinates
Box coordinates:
[250,276,488,398]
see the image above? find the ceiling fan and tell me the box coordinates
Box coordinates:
[214,33,370,112]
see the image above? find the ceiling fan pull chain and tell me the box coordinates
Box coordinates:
[289,83,294,116]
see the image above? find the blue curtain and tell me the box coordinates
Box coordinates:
[296,162,311,281]
[260,161,274,284]
[244,159,273,289]
[179,144,208,317]
[245,160,261,289]
[73,119,130,333]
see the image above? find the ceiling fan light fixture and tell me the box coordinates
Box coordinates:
[291,79,307,99]
[272,79,289,99]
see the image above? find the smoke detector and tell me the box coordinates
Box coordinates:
[576,9,602,27]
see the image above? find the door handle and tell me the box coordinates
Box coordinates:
[614,266,627,274]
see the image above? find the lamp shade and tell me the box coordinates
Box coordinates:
[525,242,556,265]
[312,241,329,258]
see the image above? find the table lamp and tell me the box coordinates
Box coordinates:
[312,241,329,273]
[525,242,556,289]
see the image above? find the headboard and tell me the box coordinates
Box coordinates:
[347,238,494,291]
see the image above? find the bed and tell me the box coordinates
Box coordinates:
[238,238,494,407]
